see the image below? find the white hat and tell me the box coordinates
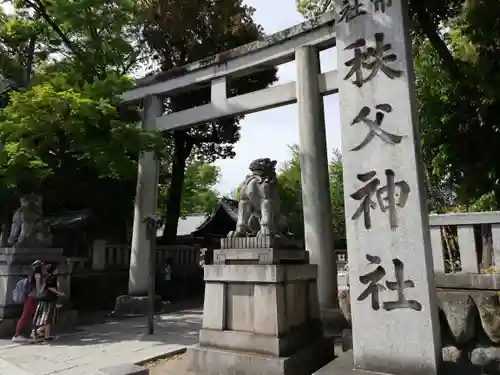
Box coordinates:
[31,260,43,268]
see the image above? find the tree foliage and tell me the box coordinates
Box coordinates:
[414,0,500,209]
[0,0,152,239]
[277,145,345,243]
[296,0,500,212]
[277,146,303,238]
[0,74,145,186]
[141,0,277,242]
[1,0,276,244]
[158,160,221,218]
[16,0,147,79]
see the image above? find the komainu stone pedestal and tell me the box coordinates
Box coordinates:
[0,247,77,337]
[187,245,334,375]
[0,247,67,319]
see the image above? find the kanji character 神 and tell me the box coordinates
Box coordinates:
[351,169,410,230]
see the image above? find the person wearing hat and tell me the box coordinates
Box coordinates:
[12,260,44,342]
[32,261,65,341]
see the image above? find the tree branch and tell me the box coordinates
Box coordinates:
[26,0,82,60]
[22,35,36,87]
[413,1,463,82]
[24,0,102,80]
[414,0,485,125]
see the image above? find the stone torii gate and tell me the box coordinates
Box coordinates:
[119,1,442,373]
[120,13,339,311]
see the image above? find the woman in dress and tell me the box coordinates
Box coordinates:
[12,260,44,342]
[32,262,65,342]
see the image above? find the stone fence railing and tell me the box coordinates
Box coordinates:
[339,211,500,368]
[335,249,348,289]
[336,211,500,279]
[88,240,200,273]
[428,211,500,274]
[81,211,500,278]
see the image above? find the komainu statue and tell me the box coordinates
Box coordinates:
[7,194,53,248]
[229,158,287,238]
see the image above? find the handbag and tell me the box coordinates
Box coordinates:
[37,279,55,302]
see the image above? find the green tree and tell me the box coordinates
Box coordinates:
[328,149,345,242]
[0,0,156,240]
[277,145,345,243]
[14,0,147,80]
[413,1,500,209]
[158,160,221,218]
[0,6,53,235]
[142,0,278,243]
[0,73,159,232]
[277,146,303,238]
[297,0,500,211]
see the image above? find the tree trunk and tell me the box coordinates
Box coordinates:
[162,132,193,244]
[22,35,36,88]
[414,1,463,82]
[414,0,485,125]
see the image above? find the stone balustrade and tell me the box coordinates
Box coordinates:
[338,211,500,369]
[429,211,500,274]
[91,241,200,272]
[90,212,500,280]
[66,256,89,271]
[336,211,500,278]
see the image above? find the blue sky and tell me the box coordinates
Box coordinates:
[1,0,342,195]
[214,0,341,195]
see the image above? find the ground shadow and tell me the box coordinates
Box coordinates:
[441,361,483,375]
[43,301,203,348]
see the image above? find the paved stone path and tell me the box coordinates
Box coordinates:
[147,353,192,375]
[0,307,202,375]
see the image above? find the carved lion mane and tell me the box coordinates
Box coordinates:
[244,158,277,185]
[228,158,283,238]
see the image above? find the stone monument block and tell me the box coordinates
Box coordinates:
[220,236,303,250]
[213,247,309,265]
[0,247,67,318]
[0,246,77,337]
[329,0,442,374]
[187,261,333,375]
[0,193,73,323]
[187,158,333,375]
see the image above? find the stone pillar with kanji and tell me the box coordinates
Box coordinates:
[333,0,442,374]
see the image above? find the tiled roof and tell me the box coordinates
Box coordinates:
[156,196,238,237]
